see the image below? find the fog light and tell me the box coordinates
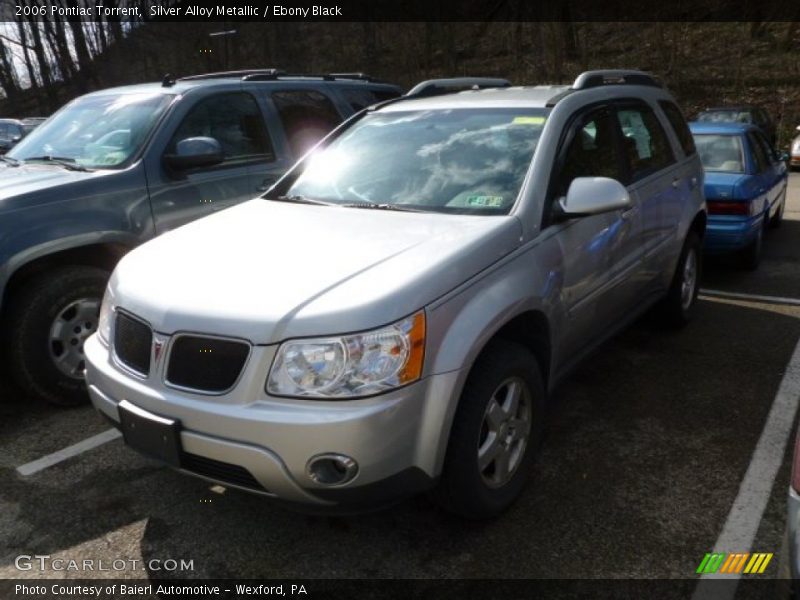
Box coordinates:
[306,454,358,486]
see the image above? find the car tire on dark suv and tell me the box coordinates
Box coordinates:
[5,266,109,405]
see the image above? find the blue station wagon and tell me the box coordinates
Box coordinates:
[689,122,788,269]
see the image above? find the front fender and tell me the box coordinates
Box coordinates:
[421,241,562,475]
[0,231,143,311]
[0,167,154,311]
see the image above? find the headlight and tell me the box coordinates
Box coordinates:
[267,311,425,398]
[97,285,115,345]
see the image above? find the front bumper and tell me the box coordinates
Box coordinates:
[703,214,763,254]
[85,334,461,509]
[791,155,800,168]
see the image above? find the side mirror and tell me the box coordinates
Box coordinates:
[164,136,223,171]
[11,135,21,143]
[559,177,631,217]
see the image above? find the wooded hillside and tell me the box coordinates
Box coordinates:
[1,19,799,146]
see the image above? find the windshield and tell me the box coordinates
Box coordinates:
[694,133,745,173]
[697,110,753,125]
[8,93,173,169]
[281,108,549,215]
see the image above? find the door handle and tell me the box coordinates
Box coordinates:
[689,176,698,190]
[257,177,277,192]
[671,177,681,189]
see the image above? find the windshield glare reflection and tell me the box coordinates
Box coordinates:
[285,108,548,215]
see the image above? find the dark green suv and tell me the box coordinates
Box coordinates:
[0,69,401,405]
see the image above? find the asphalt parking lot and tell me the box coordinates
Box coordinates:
[2,174,800,596]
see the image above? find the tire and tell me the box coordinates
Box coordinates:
[4,266,109,406]
[435,340,545,519]
[659,232,702,328]
[741,214,767,271]
[771,196,785,229]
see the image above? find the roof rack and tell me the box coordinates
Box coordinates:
[175,69,387,84]
[572,70,662,90]
[327,72,380,82]
[178,69,286,82]
[405,77,511,98]
[242,72,388,83]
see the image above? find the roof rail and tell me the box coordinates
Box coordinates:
[242,72,387,83]
[328,72,379,82]
[406,77,511,98]
[572,70,662,90]
[176,69,389,85]
[177,69,286,82]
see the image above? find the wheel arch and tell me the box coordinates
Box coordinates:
[429,307,553,477]
[0,235,135,315]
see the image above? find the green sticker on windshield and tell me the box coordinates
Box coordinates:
[467,195,505,207]
[513,116,546,125]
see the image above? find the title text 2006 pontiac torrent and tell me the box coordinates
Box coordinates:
[85,71,706,518]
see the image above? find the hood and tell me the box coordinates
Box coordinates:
[112,200,522,344]
[0,162,108,208]
[702,171,753,201]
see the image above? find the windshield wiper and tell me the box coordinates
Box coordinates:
[23,156,91,172]
[339,201,426,213]
[0,155,20,166]
[271,195,334,206]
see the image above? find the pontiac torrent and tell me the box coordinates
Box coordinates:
[85,70,707,518]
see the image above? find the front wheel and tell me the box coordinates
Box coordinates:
[5,266,109,406]
[435,340,545,519]
[658,232,701,328]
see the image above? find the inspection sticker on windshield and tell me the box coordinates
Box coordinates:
[512,116,546,125]
[467,195,504,207]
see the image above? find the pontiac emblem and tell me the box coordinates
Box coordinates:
[153,339,165,362]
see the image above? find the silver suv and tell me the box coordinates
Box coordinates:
[85,70,706,518]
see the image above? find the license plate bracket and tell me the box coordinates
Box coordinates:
[118,400,182,467]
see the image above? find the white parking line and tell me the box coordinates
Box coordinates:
[700,288,800,307]
[16,428,122,477]
[692,336,800,599]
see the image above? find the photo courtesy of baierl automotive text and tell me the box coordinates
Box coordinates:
[1,1,799,598]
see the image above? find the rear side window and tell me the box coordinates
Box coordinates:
[340,87,400,111]
[616,104,675,181]
[271,90,342,157]
[751,130,777,162]
[747,131,770,172]
[659,101,696,157]
[169,92,274,164]
[555,107,625,197]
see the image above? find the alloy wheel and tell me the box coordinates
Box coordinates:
[680,248,698,311]
[48,297,101,379]
[477,376,532,488]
